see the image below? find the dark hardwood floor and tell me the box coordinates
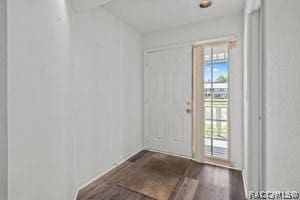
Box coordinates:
[77,150,246,200]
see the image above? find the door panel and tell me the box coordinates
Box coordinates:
[145,47,192,156]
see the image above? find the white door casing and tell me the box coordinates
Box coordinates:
[145,46,192,157]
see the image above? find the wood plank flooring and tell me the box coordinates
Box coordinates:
[77,151,246,200]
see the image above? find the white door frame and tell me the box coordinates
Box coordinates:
[144,35,236,159]
[193,40,235,166]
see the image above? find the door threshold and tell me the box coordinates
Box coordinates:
[203,157,233,169]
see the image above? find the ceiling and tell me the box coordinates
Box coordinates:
[103,0,246,33]
[70,0,112,13]
[71,0,245,33]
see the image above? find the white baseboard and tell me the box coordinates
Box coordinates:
[73,148,145,200]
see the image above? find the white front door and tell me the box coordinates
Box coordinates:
[145,46,192,157]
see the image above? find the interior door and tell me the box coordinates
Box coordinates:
[145,46,192,157]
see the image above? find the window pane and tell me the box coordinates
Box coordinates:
[212,138,228,159]
[204,84,212,101]
[203,43,230,161]
[212,83,228,100]
[213,61,228,83]
[209,121,228,139]
[212,121,228,160]
[204,46,212,83]
[205,120,212,157]
[212,101,228,121]
[204,104,211,120]
[207,92,228,102]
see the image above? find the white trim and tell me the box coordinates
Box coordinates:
[73,148,144,200]
[204,160,237,170]
[143,51,148,150]
[145,43,191,54]
[193,35,236,46]
[257,3,263,193]
[242,170,249,199]
[145,35,237,53]
[245,0,261,14]
[243,2,263,193]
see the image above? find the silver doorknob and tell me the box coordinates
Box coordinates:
[186,109,191,113]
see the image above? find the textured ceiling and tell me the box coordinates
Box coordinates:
[103,0,246,33]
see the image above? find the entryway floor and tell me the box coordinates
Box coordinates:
[77,150,245,200]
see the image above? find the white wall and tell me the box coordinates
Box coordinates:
[7,0,74,199]
[7,1,144,199]
[144,15,244,169]
[0,0,7,199]
[72,8,144,188]
[263,0,300,191]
